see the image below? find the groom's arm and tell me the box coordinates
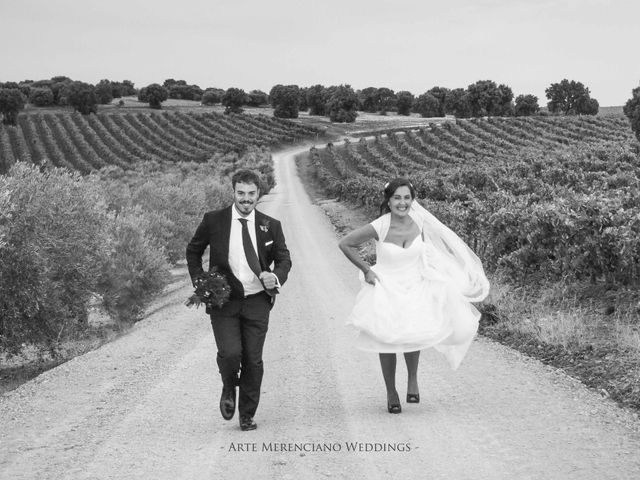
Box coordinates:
[270,220,291,287]
[186,213,211,286]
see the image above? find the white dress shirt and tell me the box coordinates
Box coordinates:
[229,207,264,296]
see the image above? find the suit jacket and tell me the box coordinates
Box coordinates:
[186,205,292,314]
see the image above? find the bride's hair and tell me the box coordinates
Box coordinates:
[379,178,416,216]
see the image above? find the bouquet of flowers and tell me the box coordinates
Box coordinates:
[186,267,231,309]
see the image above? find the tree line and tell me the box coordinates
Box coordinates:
[1,76,639,141]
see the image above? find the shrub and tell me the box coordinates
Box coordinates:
[130,180,208,263]
[97,210,170,322]
[624,87,640,141]
[0,164,109,352]
[91,159,235,263]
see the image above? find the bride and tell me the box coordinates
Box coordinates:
[339,178,489,414]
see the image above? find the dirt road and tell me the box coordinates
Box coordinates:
[2,145,640,480]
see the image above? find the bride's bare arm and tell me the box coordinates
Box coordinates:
[338,224,380,285]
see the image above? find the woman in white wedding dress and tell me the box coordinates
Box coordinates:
[339,178,489,414]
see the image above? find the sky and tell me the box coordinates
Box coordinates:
[0,0,638,106]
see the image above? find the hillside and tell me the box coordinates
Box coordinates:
[0,111,321,174]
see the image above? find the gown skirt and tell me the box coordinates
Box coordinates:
[346,234,480,370]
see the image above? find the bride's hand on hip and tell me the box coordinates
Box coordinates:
[364,269,380,285]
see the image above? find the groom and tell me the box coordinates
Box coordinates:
[186,169,291,431]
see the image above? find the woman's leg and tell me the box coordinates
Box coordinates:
[379,353,401,412]
[404,351,420,400]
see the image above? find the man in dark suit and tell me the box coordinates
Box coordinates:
[186,169,291,431]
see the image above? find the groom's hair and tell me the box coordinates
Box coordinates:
[231,169,262,191]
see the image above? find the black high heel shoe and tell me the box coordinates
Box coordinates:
[387,391,401,414]
[406,393,420,403]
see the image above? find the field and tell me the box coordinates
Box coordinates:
[304,113,640,410]
[2,107,640,411]
[0,109,321,174]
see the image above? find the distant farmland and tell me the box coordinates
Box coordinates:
[0,111,321,174]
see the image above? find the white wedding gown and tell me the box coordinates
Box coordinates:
[346,214,482,370]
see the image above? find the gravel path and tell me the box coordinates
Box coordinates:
[1,145,640,479]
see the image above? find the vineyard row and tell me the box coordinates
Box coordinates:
[0,111,321,174]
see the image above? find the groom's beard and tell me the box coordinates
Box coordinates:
[235,200,256,215]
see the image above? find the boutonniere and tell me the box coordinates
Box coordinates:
[259,219,270,232]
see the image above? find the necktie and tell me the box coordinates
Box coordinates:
[238,218,262,278]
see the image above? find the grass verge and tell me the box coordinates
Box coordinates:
[0,323,125,395]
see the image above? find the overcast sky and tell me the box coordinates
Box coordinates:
[1,0,638,106]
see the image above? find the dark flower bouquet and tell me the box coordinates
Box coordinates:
[186,267,231,309]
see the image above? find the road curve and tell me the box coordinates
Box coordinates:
[1,144,640,480]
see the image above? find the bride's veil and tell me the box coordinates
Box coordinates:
[409,201,490,302]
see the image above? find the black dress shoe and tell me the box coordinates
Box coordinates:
[239,415,257,431]
[220,386,236,421]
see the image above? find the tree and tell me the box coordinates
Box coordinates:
[117,80,136,97]
[142,83,169,109]
[17,82,32,98]
[29,87,55,107]
[166,81,203,101]
[358,87,379,112]
[427,86,450,117]
[545,79,599,115]
[444,88,472,118]
[66,81,98,115]
[326,84,358,123]
[0,82,20,90]
[137,87,149,103]
[163,78,186,89]
[376,88,395,114]
[246,90,269,107]
[396,91,414,116]
[30,79,53,90]
[0,88,26,125]
[623,87,640,142]
[306,84,328,116]
[577,96,599,115]
[201,88,225,105]
[413,92,440,117]
[269,85,300,118]
[514,94,540,116]
[50,76,73,105]
[95,79,114,104]
[222,87,246,114]
[467,80,513,117]
[298,87,309,111]
[497,84,514,116]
